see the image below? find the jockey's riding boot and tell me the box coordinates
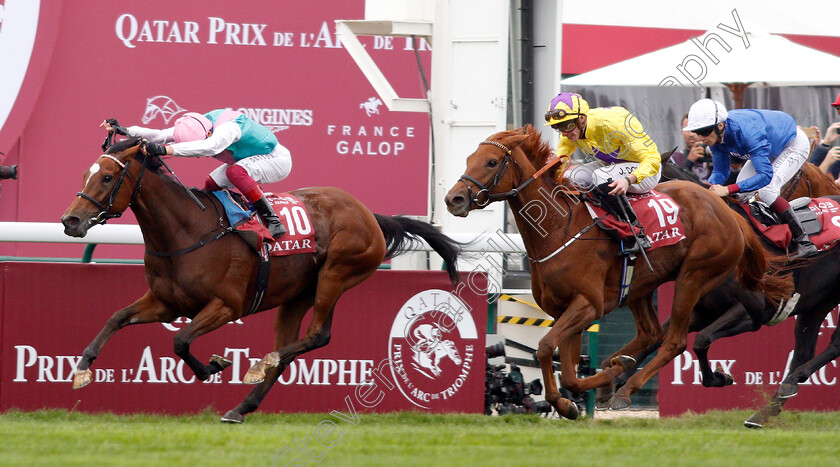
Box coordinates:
[778,207,818,258]
[253,196,287,239]
[617,194,650,254]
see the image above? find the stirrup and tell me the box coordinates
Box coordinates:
[793,241,818,259]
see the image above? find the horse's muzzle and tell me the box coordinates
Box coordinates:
[444,192,470,217]
[60,214,89,238]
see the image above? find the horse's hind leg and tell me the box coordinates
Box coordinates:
[222,296,312,423]
[246,246,379,383]
[74,292,176,389]
[172,297,239,381]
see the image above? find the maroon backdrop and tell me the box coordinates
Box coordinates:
[0,1,431,260]
[656,283,840,416]
[0,263,487,415]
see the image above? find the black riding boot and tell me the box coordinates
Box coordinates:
[593,183,650,254]
[253,196,287,239]
[778,207,817,258]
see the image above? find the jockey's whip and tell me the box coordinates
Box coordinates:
[616,194,653,271]
[154,154,206,211]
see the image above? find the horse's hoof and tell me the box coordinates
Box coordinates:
[704,371,734,388]
[559,399,579,420]
[743,414,764,429]
[210,354,233,370]
[73,370,93,389]
[611,355,637,373]
[778,382,798,399]
[609,394,631,411]
[565,401,580,420]
[262,352,280,370]
[220,410,244,423]
[595,386,615,407]
[243,362,266,385]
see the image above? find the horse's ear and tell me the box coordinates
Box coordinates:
[506,133,530,150]
[660,147,678,163]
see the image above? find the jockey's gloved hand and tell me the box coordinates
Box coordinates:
[104,118,131,136]
[143,142,167,157]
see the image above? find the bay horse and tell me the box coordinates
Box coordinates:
[630,159,840,428]
[60,137,462,423]
[444,125,792,419]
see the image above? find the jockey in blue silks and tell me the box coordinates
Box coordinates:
[684,98,817,258]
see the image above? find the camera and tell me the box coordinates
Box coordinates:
[484,342,548,415]
[0,165,17,180]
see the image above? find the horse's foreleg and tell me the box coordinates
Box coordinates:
[693,303,758,387]
[597,296,664,382]
[223,296,312,423]
[611,279,702,410]
[74,292,175,389]
[537,294,612,420]
[173,297,238,381]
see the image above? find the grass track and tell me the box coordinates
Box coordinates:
[2,409,839,466]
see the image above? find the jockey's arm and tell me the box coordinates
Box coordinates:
[728,136,773,193]
[170,121,242,157]
[127,125,175,144]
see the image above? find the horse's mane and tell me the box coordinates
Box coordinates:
[105,137,165,172]
[495,125,562,187]
[660,160,706,186]
[105,137,206,196]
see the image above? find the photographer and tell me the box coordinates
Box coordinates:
[671,113,712,182]
[0,151,18,199]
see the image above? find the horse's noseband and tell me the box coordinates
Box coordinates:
[76,152,145,225]
[458,141,524,207]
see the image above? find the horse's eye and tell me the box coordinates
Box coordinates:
[102,174,113,183]
[487,159,499,168]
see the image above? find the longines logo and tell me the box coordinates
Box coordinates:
[143,96,186,124]
[141,96,313,133]
[388,290,477,409]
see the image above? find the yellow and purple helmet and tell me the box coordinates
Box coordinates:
[544,93,590,126]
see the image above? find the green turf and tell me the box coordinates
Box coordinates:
[1,409,838,466]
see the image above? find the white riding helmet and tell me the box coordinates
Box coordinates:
[683,99,728,132]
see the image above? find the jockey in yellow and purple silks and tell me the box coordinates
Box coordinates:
[546,92,661,196]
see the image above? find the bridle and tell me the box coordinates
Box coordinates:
[458,140,567,207]
[457,138,607,264]
[76,152,147,226]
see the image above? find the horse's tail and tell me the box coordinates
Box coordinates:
[733,213,793,306]
[374,214,462,285]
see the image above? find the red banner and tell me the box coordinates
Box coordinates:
[0,263,487,415]
[0,1,430,259]
[656,283,840,416]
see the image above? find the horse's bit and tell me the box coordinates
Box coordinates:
[457,141,526,207]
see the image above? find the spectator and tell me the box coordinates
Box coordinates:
[809,121,840,179]
[671,113,712,182]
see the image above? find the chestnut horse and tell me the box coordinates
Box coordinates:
[444,126,791,419]
[60,137,462,423]
[642,159,840,428]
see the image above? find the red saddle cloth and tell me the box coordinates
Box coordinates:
[585,190,686,251]
[238,193,317,257]
[736,197,840,251]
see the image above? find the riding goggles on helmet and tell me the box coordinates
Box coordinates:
[692,125,716,137]
[550,118,579,132]
[544,108,582,124]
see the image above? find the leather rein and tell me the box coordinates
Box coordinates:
[457,140,603,263]
[76,149,232,257]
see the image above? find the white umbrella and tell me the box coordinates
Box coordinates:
[561,27,840,107]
